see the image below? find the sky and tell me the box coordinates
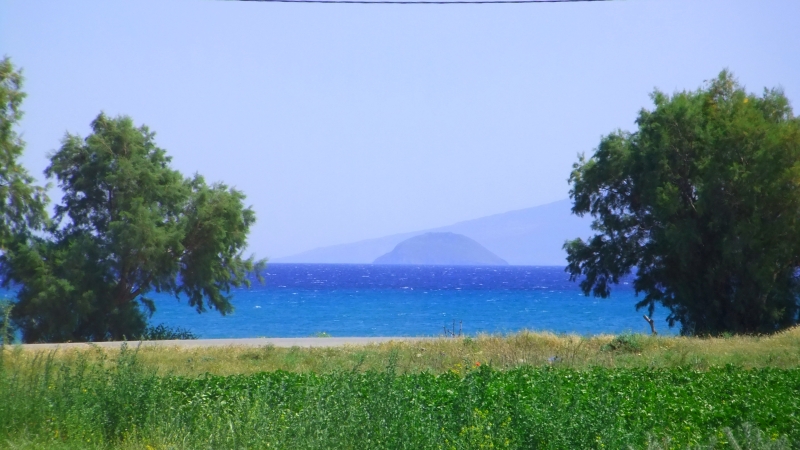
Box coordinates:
[1,0,798,260]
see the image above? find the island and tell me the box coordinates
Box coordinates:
[372,232,508,266]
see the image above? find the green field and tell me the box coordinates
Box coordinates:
[2,330,800,449]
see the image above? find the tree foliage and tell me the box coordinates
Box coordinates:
[2,113,265,342]
[565,71,800,335]
[0,57,48,343]
[0,57,47,249]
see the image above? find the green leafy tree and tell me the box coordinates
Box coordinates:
[565,71,800,335]
[0,57,48,343]
[2,113,265,342]
[0,57,47,251]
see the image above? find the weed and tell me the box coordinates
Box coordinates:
[602,333,644,353]
[643,423,792,450]
[2,346,799,449]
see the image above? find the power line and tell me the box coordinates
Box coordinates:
[240,0,613,4]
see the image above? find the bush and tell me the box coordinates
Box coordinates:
[602,333,643,353]
[138,323,198,340]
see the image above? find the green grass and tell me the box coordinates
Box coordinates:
[7,327,799,378]
[2,342,799,449]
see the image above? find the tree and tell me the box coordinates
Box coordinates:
[1,113,265,342]
[0,57,47,251]
[564,71,800,336]
[0,57,48,342]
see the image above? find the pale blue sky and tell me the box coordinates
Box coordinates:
[1,0,798,259]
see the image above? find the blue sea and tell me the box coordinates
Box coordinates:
[147,264,675,338]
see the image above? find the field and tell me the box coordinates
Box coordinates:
[2,329,800,449]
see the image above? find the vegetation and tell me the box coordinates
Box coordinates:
[0,59,264,343]
[2,58,797,448]
[565,71,800,336]
[0,57,47,251]
[7,328,800,378]
[1,338,799,449]
[0,299,12,346]
[0,58,48,343]
[138,324,198,341]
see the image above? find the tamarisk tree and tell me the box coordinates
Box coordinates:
[2,113,265,342]
[0,58,47,251]
[0,57,48,342]
[565,71,800,335]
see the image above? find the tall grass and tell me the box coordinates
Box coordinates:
[1,343,798,449]
[10,327,799,378]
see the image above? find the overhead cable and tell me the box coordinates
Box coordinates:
[239,0,613,5]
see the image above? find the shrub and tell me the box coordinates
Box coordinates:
[602,333,643,353]
[138,323,198,340]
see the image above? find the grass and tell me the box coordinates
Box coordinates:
[2,329,799,449]
[6,327,800,377]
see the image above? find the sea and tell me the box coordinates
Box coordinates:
[147,264,676,338]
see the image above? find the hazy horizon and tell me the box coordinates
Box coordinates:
[2,0,798,260]
[273,197,590,265]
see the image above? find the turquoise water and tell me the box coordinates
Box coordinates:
[147,264,674,338]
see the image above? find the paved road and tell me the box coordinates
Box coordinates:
[15,337,433,351]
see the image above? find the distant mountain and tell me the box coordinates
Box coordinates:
[373,232,508,266]
[273,198,593,266]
